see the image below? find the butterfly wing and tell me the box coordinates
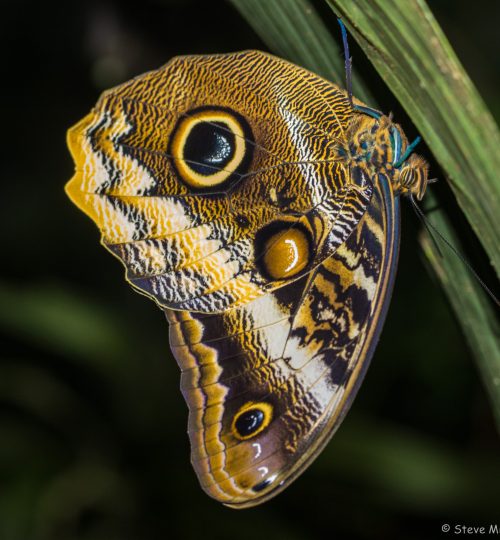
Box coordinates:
[66,50,400,507]
[66,51,372,313]
[169,173,399,507]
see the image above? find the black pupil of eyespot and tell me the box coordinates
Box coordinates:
[183,121,235,176]
[235,408,264,437]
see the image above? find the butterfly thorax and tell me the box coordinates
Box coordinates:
[343,112,429,200]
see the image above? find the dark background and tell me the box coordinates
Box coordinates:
[1,1,499,539]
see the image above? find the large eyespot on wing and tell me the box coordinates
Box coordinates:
[167,173,400,507]
[66,51,373,314]
[168,106,254,191]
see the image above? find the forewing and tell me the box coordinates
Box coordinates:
[168,173,400,507]
[66,51,372,313]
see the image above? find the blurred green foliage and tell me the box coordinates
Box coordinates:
[1,1,499,539]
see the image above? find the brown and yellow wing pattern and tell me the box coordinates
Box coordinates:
[66,51,372,313]
[169,172,399,507]
[66,50,415,507]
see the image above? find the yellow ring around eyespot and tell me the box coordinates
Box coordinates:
[262,227,310,280]
[171,110,246,188]
[231,401,273,441]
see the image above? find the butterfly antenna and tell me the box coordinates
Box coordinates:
[337,18,353,106]
[410,195,444,258]
[410,195,500,307]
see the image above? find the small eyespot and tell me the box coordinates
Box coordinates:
[232,401,273,440]
[169,107,253,191]
[254,220,312,281]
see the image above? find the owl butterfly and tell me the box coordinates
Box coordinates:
[66,50,429,507]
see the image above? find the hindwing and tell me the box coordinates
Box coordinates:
[168,174,399,507]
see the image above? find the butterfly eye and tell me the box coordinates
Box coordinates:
[255,220,312,281]
[169,107,253,190]
[232,402,273,440]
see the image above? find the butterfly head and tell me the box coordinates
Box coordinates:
[393,153,430,200]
